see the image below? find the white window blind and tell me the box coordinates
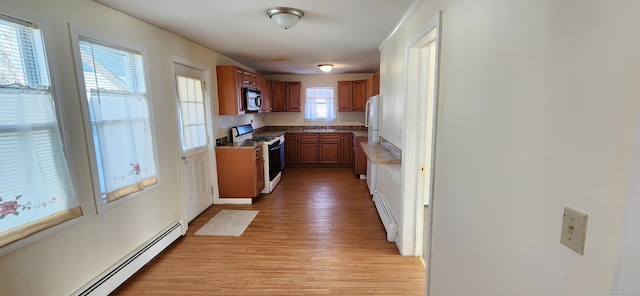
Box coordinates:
[304,87,336,121]
[176,75,207,151]
[0,15,81,249]
[78,38,157,204]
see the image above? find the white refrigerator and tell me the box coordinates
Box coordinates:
[365,95,380,143]
[364,95,380,194]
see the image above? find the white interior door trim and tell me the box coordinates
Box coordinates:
[402,10,442,296]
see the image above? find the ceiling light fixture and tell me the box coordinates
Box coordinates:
[318,64,333,73]
[266,7,304,30]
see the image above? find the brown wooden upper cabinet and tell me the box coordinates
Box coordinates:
[216,66,272,115]
[271,81,301,112]
[259,77,272,112]
[366,73,380,98]
[242,70,257,87]
[337,80,367,112]
[216,66,245,115]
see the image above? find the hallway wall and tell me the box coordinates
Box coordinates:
[380,0,640,295]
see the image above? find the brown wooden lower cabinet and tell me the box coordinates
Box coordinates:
[285,133,298,164]
[297,133,341,164]
[284,132,362,169]
[297,133,320,163]
[216,147,264,198]
[353,134,368,175]
[340,133,354,165]
[319,134,340,163]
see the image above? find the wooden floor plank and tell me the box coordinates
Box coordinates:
[113,167,425,295]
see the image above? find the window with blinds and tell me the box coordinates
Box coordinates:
[0,14,81,249]
[75,36,158,209]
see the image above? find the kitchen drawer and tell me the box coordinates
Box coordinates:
[298,133,319,142]
[319,133,340,142]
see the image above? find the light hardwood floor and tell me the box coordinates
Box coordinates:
[113,167,425,295]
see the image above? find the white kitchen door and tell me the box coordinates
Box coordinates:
[173,61,213,222]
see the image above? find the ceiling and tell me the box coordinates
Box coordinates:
[93,0,414,75]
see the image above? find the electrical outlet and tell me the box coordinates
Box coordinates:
[560,206,588,255]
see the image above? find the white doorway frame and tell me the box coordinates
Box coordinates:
[403,10,442,296]
[169,55,217,228]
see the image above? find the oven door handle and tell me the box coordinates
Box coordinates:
[270,143,283,152]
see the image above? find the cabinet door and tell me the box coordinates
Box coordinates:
[341,134,354,164]
[215,66,244,115]
[298,134,319,163]
[298,142,319,163]
[337,81,353,111]
[242,70,257,87]
[255,157,265,195]
[354,135,368,175]
[319,142,340,163]
[250,73,257,87]
[271,81,286,111]
[261,79,271,112]
[371,73,380,96]
[216,148,254,197]
[319,133,340,164]
[285,133,298,164]
[286,81,301,112]
[353,80,367,111]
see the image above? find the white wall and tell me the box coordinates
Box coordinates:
[380,0,640,295]
[0,0,251,294]
[612,117,640,293]
[265,73,371,126]
[218,113,266,141]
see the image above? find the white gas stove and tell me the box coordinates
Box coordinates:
[232,124,284,193]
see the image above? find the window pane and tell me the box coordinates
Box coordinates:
[176,75,206,151]
[79,38,157,204]
[0,16,80,248]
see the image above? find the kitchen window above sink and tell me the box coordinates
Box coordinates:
[304,87,336,121]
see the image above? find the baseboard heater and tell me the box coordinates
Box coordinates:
[373,190,397,242]
[72,221,184,296]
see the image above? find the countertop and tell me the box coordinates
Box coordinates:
[360,142,401,165]
[215,142,262,150]
[217,126,368,150]
[253,128,365,138]
[352,131,368,139]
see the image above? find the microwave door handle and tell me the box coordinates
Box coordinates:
[257,95,262,108]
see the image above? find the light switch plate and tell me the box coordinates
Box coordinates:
[560,206,588,255]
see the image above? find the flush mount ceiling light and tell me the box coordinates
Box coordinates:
[318,64,333,73]
[266,7,304,30]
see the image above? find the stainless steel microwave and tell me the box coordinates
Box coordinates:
[244,87,261,112]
